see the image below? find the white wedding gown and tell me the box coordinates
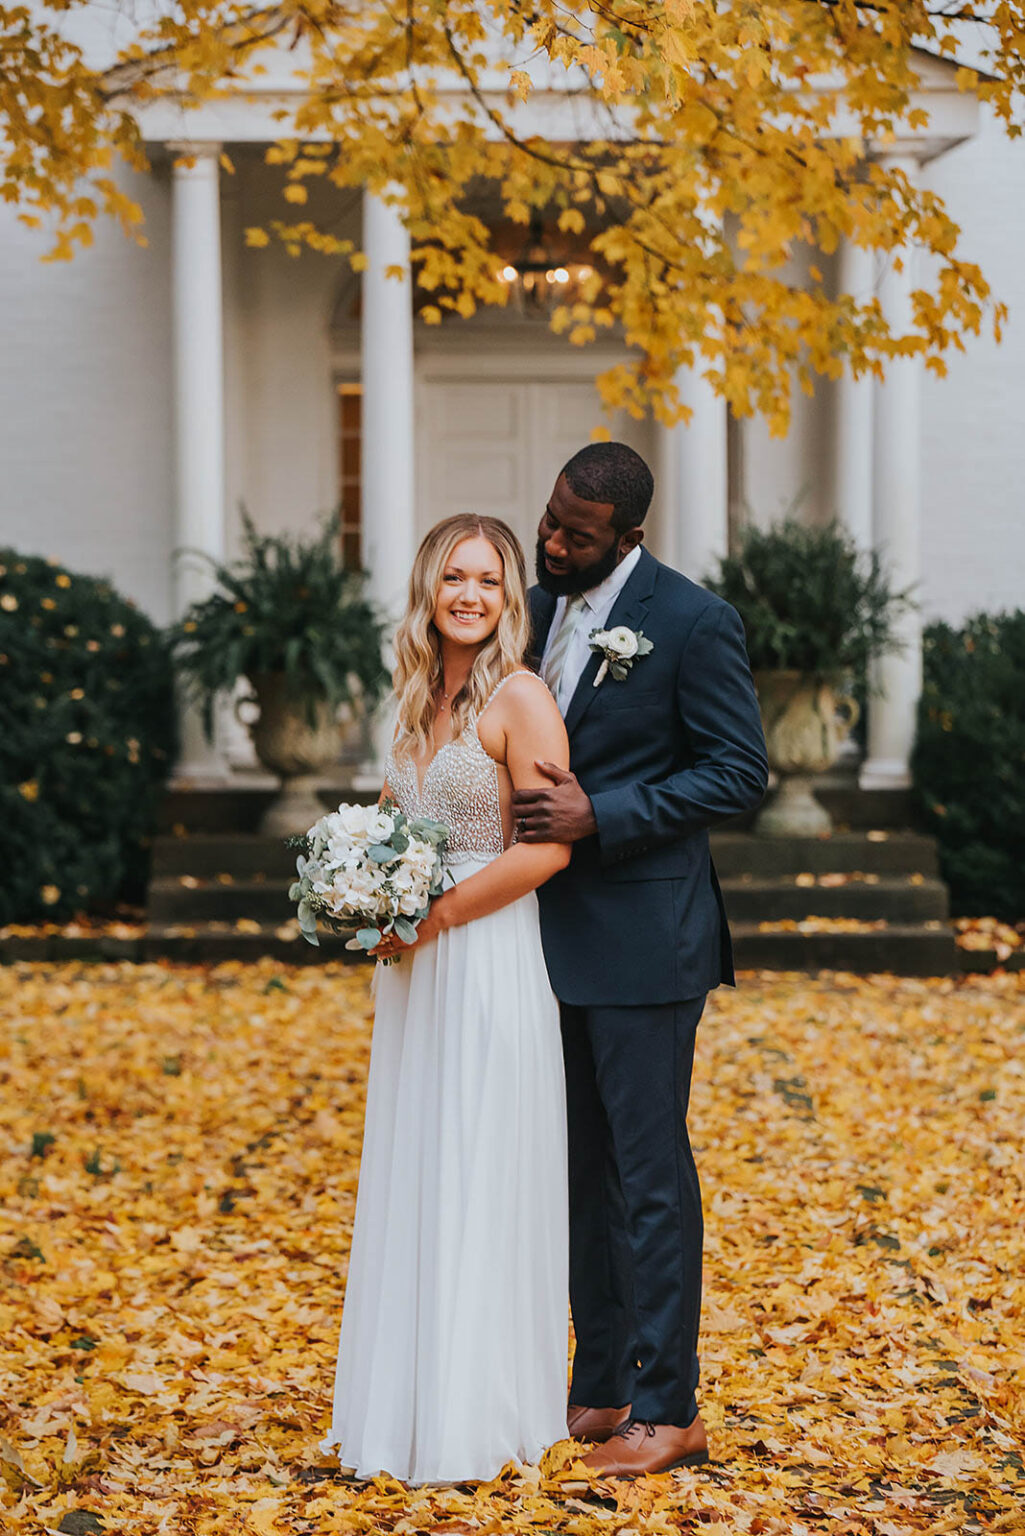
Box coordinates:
[320,673,569,1483]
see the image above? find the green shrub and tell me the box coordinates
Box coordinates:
[707,519,910,679]
[0,551,176,923]
[913,611,1025,920]
[172,513,389,733]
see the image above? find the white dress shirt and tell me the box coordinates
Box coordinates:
[540,545,642,714]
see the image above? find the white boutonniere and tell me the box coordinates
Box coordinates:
[588,625,654,687]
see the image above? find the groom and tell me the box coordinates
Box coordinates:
[515,441,768,1476]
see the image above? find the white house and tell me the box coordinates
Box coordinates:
[2,24,1023,790]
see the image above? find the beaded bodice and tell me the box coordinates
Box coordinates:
[386,671,536,866]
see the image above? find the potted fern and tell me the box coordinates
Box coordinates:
[707,520,910,835]
[172,514,389,833]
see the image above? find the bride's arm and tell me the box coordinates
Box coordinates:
[402,676,570,946]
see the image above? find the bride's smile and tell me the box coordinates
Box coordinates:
[433,536,505,647]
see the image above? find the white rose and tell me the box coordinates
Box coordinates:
[604,626,639,659]
[335,802,372,838]
[365,809,396,844]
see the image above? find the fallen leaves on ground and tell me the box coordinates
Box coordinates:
[1,961,1023,1533]
[955,918,1025,962]
[0,912,146,941]
[756,917,890,933]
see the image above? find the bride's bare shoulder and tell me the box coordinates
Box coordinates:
[485,669,558,722]
[476,671,565,769]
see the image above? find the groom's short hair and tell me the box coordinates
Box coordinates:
[560,442,654,533]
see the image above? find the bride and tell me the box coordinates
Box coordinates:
[320,514,571,1484]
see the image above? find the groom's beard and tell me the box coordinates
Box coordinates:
[534,538,621,597]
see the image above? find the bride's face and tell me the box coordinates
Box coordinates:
[432,536,505,649]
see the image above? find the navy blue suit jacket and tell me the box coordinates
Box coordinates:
[529,547,768,1006]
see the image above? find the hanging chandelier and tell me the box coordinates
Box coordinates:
[497,213,594,318]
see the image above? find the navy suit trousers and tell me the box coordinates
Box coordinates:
[560,995,706,1428]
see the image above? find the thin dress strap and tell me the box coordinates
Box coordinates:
[475,668,548,720]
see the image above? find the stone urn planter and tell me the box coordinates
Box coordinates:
[754,671,859,837]
[240,671,343,836]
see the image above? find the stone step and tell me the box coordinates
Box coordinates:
[141,923,960,976]
[148,872,951,931]
[720,876,949,923]
[0,922,966,975]
[709,831,939,878]
[727,783,915,833]
[151,834,300,880]
[147,877,296,924]
[159,782,916,836]
[731,924,958,977]
[142,925,360,965]
[158,785,377,835]
[153,829,941,882]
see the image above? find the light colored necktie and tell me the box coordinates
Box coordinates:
[542,592,587,700]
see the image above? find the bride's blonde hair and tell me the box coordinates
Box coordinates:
[392,515,530,759]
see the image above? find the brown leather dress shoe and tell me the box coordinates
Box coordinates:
[579,1415,709,1476]
[566,1403,632,1443]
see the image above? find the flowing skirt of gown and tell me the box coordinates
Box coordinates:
[320,859,569,1484]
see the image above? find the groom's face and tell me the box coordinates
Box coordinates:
[535,474,642,597]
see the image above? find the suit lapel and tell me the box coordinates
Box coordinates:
[563,547,659,738]
[528,587,557,670]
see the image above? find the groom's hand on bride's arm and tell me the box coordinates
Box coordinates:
[513,762,597,843]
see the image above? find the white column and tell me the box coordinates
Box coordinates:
[656,363,729,582]
[170,143,228,780]
[361,188,417,772]
[860,154,923,791]
[833,237,874,552]
[361,189,417,621]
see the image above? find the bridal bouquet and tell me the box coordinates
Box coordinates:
[287,800,449,958]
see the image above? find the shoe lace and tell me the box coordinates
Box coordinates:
[610,1418,656,1442]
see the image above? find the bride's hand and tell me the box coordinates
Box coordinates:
[372,898,451,960]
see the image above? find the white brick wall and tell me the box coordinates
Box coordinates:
[0,164,175,622]
[921,108,1025,624]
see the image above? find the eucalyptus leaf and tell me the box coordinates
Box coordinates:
[367,843,396,863]
[356,927,382,950]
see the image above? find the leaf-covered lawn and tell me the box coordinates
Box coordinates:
[1,962,1023,1534]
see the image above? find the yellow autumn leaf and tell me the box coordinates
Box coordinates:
[1,959,1023,1528]
[508,69,532,103]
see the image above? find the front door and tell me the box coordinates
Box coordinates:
[418,377,652,556]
